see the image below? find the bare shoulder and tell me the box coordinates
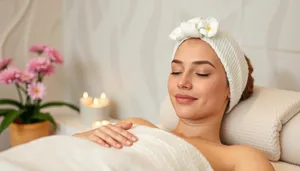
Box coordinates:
[228,145,275,171]
[118,117,157,128]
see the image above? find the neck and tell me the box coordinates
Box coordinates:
[172,113,223,144]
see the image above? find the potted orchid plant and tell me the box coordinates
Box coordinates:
[0,45,79,146]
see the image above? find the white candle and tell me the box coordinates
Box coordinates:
[98,92,110,107]
[92,98,100,107]
[80,92,93,121]
[92,120,111,128]
[80,96,111,126]
[80,92,93,106]
[92,121,102,128]
[101,120,110,125]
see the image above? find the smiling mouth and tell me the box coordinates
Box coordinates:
[175,94,198,104]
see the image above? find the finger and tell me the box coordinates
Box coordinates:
[116,122,133,130]
[89,134,110,147]
[93,128,122,149]
[108,124,138,143]
[99,125,130,147]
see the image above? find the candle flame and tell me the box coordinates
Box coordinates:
[101,120,110,126]
[100,92,106,99]
[93,98,99,105]
[83,92,88,98]
[93,121,102,128]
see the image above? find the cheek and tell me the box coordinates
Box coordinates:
[168,76,179,109]
[209,78,227,94]
[194,76,228,106]
[168,76,177,93]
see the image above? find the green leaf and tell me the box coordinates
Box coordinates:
[40,102,79,112]
[0,110,25,134]
[31,112,57,130]
[0,108,15,117]
[0,99,23,108]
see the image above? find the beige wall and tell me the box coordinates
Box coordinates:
[0,0,63,151]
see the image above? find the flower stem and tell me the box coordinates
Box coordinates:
[16,84,27,93]
[15,84,23,104]
[37,73,43,82]
[25,84,31,104]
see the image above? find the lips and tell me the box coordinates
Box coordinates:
[175,94,198,104]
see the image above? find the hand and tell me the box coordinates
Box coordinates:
[73,122,138,149]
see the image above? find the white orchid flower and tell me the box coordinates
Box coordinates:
[199,17,219,38]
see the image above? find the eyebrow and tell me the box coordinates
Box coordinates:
[171,59,215,68]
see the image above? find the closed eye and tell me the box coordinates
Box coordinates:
[171,72,181,75]
[196,73,210,77]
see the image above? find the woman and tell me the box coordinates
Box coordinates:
[74,17,275,171]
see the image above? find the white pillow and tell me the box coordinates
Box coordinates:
[280,112,300,165]
[159,86,300,162]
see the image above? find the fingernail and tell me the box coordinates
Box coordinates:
[126,140,132,145]
[132,137,137,141]
[116,144,122,148]
[105,144,110,147]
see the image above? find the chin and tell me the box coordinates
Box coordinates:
[174,107,199,119]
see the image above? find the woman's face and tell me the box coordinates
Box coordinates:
[168,38,230,120]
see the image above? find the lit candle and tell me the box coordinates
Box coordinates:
[90,97,108,108]
[80,92,93,106]
[80,95,111,127]
[92,120,111,128]
[98,92,110,107]
[92,98,99,106]
[100,92,106,99]
[92,121,102,128]
[80,92,93,121]
[101,120,110,125]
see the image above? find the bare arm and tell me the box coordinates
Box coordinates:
[234,145,275,171]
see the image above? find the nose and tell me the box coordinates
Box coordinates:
[177,73,192,90]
